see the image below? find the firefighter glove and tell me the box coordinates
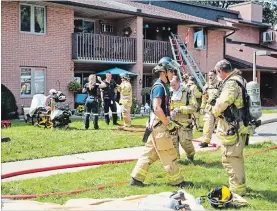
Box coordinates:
[166,121,179,135]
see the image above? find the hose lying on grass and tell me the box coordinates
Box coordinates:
[2,145,276,199]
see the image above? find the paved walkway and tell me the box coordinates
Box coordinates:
[2,114,277,182]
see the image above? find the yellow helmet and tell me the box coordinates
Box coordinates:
[207,185,233,208]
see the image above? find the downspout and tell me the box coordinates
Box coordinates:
[216,16,236,59]
[223,30,236,59]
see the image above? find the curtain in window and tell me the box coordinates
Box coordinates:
[34,7,44,33]
[194,29,205,49]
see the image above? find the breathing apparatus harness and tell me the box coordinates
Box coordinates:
[142,57,183,142]
[214,76,250,140]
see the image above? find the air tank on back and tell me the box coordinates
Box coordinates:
[246,81,262,120]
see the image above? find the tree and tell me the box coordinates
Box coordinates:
[262,2,277,26]
[196,1,244,9]
[196,0,277,26]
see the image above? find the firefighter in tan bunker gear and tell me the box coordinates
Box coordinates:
[117,73,132,127]
[130,57,193,188]
[170,76,197,162]
[186,76,202,131]
[212,59,252,196]
[199,69,221,148]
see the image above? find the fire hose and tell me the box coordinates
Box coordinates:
[2,118,276,199]
[2,145,276,199]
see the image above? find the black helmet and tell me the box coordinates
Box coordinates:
[207,185,233,208]
[153,57,180,73]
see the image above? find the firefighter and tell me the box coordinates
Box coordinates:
[82,74,106,130]
[212,59,251,196]
[130,57,193,188]
[170,76,197,162]
[199,69,221,148]
[117,73,132,127]
[187,76,202,131]
[100,72,118,125]
[45,89,57,111]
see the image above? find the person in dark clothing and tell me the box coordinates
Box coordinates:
[100,72,119,125]
[82,74,106,129]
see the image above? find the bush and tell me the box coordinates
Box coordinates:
[131,97,142,114]
[141,87,151,96]
[1,84,18,119]
[68,81,82,92]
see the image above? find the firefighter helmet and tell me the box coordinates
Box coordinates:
[49,89,57,95]
[120,73,130,80]
[152,57,180,73]
[207,185,233,208]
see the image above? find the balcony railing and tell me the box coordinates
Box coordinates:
[72,33,136,63]
[143,39,172,64]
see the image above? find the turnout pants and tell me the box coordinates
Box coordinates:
[103,99,117,125]
[84,97,99,129]
[203,112,216,143]
[122,105,131,127]
[131,124,184,185]
[221,134,248,196]
[172,128,195,160]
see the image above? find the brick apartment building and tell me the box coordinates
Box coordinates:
[2,0,275,110]
[148,1,277,103]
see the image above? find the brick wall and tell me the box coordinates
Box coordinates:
[229,24,260,44]
[130,16,143,103]
[1,2,74,109]
[177,25,224,74]
[115,17,137,38]
[207,30,225,72]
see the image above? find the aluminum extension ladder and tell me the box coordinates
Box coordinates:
[169,33,206,91]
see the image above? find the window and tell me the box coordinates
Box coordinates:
[20,4,46,34]
[194,28,206,49]
[101,23,113,33]
[20,67,46,97]
[74,19,95,33]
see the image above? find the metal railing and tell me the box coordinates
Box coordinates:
[72,33,136,62]
[143,39,172,64]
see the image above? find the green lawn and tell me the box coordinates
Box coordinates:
[262,109,277,114]
[1,117,203,163]
[2,142,276,210]
[1,118,145,163]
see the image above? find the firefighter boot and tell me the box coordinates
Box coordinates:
[199,142,209,148]
[129,177,145,187]
[186,155,194,163]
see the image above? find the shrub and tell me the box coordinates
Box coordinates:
[1,84,18,119]
[68,81,82,92]
[141,87,151,96]
[131,97,142,114]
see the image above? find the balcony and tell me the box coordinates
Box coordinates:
[72,33,172,64]
[72,33,136,64]
[143,39,172,64]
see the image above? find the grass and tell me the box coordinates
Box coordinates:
[262,109,277,114]
[1,118,145,163]
[2,142,277,210]
[1,117,203,163]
